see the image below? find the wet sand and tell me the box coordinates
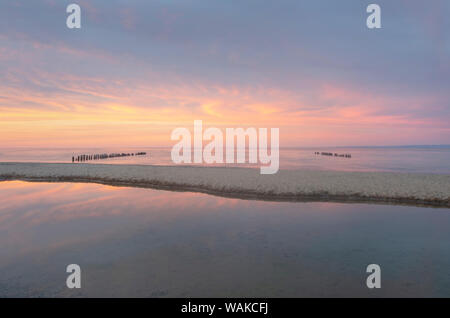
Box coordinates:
[0,162,449,208]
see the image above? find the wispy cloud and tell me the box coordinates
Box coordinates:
[0,0,448,147]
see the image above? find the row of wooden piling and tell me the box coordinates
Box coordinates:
[314,152,352,158]
[72,152,147,162]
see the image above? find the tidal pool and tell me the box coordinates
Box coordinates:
[0,181,449,297]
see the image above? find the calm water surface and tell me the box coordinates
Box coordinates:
[1,146,450,174]
[0,181,449,297]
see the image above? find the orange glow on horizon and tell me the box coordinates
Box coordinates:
[0,79,447,147]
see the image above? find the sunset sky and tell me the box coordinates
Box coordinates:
[0,0,449,147]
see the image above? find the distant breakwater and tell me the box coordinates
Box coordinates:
[72,152,147,163]
[315,152,352,158]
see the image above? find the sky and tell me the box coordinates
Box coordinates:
[0,0,449,147]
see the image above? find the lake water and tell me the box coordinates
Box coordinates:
[1,146,449,174]
[0,181,449,297]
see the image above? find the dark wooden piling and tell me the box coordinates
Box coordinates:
[71,151,147,162]
[315,151,352,159]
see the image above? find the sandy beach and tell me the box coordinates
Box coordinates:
[0,162,448,207]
